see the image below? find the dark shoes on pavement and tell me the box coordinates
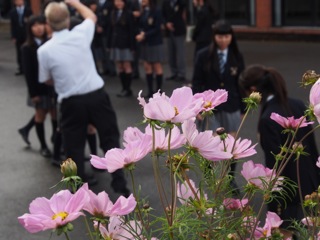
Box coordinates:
[18,128,30,145]
[40,148,52,158]
[117,90,133,98]
[165,75,186,82]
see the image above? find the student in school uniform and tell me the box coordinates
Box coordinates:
[162,0,187,82]
[97,0,117,76]
[192,20,245,180]
[192,0,217,57]
[108,0,135,97]
[9,0,32,75]
[239,64,320,228]
[21,15,57,158]
[135,0,165,98]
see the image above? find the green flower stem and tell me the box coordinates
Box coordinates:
[129,169,145,228]
[296,155,308,220]
[83,215,94,240]
[167,127,177,229]
[276,123,320,180]
[181,170,200,203]
[151,125,170,225]
[232,106,250,152]
[64,232,71,240]
[95,221,101,240]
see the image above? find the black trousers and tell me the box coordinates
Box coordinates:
[60,88,127,191]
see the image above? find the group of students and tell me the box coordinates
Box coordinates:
[10,0,320,230]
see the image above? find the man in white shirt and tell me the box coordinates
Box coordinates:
[38,0,129,196]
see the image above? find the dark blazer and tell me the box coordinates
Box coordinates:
[192,45,245,113]
[258,97,320,224]
[108,9,135,50]
[162,0,186,36]
[21,44,51,98]
[9,5,32,41]
[138,8,163,46]
[192,6,216,50]
[97,0,113,37]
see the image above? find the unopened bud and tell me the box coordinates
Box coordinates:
[61,158,77,178]
[143,203,150,209]
[216,127,225,135]
[249,92,261,105]
[292,142,304,153]
[301,70,320,86]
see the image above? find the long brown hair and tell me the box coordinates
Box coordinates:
[239,64,290,112]
[23,15,46,48]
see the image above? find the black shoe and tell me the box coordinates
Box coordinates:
[18,128,30,145]
[81,174,98,186]
[117,90,133,98]
[15,71,23,76]
[40,148,52,158]
[51,158,62,167]
[165,75,177,81]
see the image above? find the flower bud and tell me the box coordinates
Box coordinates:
[61,158,77,178]
[301,70,320,86]
[216,127,225,135]
[249,92,261,105]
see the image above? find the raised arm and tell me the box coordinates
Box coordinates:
[65,0,97,23]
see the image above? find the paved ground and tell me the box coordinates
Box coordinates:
[1,25,320,239]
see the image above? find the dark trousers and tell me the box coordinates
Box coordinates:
[15,39,24,72]
[60,88,127,191]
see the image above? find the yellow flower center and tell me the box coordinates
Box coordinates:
[52,211,69,220]
[203,101,212,109]
[174,107,179,116]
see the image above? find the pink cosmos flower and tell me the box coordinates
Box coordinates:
[310,79,320,123]
[96,216,142,239]
[18,184,89,233]
[182,119,233,161]
[301,217,319,227]
[138,87,203,123]
[222,135,257,160]
[145,125,186,152]
[82,184,136,217]
[123,127,146,147]
[241,160,281,190]
[193,89,228,112]
[270,112,313,130]
[90,134,152,173]
[223,198,248,210]
[262,211,283,237]
[316,156,320,168]
[177,179,207,204]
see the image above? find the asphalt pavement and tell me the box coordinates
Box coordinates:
[1,25,320,239]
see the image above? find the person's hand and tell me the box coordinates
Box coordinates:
[166,22,174,32]
[12,38,16,44]
[31,96,41,104]
[133,11,140,18]
[96,26,103,33]
[135,32,145,42]
[65,0,80,6]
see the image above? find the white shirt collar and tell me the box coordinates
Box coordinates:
[266,94,275,102]
[52,29,69,39]
[34,37,42,46]
[217,48,228,56]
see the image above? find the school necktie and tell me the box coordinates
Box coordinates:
[17,7,23,26]
[218,52,225,74]
[117,10,121,21]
